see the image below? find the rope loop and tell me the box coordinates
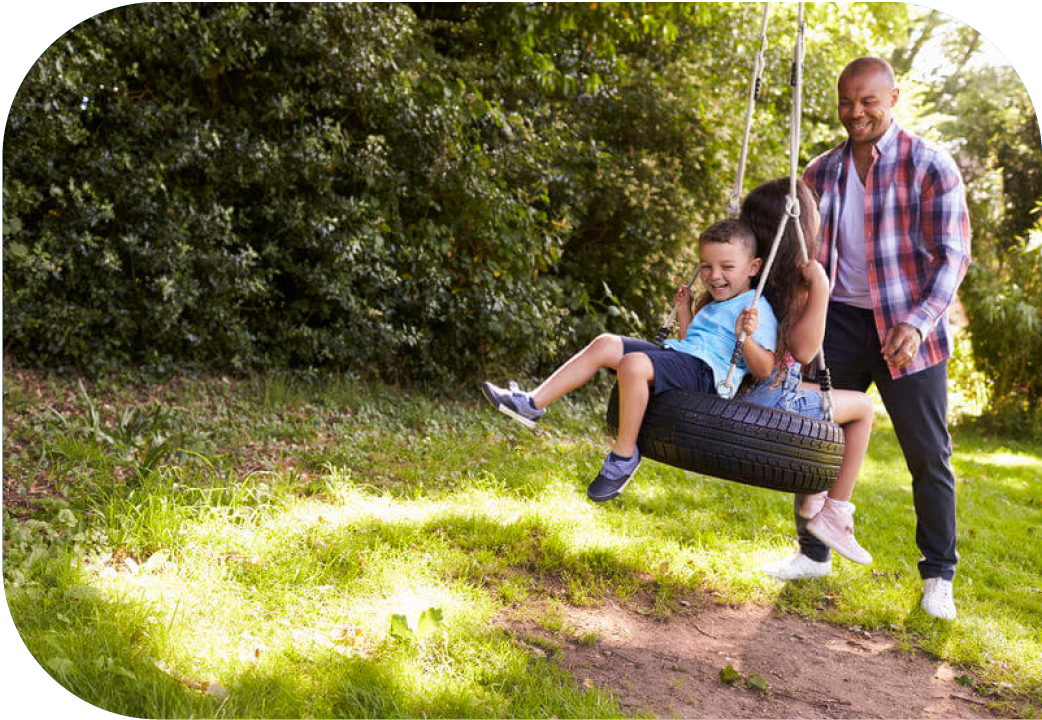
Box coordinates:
[785,194,802,219]
[726,191,742,218]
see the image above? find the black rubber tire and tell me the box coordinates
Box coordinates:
[606,384,843,494]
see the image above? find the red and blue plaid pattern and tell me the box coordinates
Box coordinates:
[804,123,971,379]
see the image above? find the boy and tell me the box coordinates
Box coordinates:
[482,219,777,501]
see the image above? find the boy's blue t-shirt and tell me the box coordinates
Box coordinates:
[662,289,778,389]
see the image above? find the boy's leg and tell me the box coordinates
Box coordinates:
[613,352,655,457]
[531,334,627,409]
[483,334,634,429]
[586,352,654,502]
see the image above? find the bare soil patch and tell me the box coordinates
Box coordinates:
[511,597,1001,719]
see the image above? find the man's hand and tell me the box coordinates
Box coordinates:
[882,322,921,370]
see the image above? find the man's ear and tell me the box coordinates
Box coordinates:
[891,87,900,107]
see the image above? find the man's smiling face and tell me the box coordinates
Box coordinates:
[838,66,899,151]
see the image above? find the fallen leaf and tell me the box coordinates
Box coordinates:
[747,674,768,693]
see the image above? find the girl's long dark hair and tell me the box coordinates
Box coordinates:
[739,177,821,377]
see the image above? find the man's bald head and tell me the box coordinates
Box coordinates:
[839,57,896,89]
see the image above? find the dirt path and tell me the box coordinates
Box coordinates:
[511,598,1001,719]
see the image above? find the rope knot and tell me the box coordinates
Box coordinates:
[726,191,742,218]
[785,194,801,219]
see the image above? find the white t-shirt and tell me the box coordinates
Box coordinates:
[831,155,873,309]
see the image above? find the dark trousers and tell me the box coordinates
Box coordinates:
[796,301,958,580]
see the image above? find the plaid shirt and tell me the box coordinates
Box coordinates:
[804,122,971,379]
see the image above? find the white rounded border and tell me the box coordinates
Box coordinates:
[1,2,1038,719]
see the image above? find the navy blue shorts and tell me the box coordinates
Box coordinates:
[621,337,715,396]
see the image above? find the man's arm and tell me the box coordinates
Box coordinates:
[902,150,972,337]
[885,150,971,370]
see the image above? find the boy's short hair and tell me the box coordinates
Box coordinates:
[698,218,758,255]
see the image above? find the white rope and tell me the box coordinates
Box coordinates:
[787,5,835,420]
[660,3,835,420]
[659,4,771,344]
[727,3,771,218]
[719,3,825,406]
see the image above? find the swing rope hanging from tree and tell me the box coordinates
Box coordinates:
[608,3,844,495]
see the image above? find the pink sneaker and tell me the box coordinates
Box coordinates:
[798,491,827,520]
[806,500,872,565]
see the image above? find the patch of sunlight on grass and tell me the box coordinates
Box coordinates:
[966,451,1042,471]
[954,611,1042,676]
[382,582,461,632]
[292,489,442,528]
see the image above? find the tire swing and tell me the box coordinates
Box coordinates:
[606,3,844,495]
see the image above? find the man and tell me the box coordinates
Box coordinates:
[764,57,971,621]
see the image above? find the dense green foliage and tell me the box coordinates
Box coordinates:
[3,2,891,381]
[910,26,1042,428]
[4,2,1040,407]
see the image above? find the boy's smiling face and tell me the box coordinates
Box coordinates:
[698,240,762,302]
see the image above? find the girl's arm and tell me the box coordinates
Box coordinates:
[737,308,775,381]
[787,260,830,365]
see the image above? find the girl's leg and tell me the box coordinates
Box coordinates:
[613,352,655,457]
[798,384,875,565]
[532,334,625,409]
[824,388,874,502]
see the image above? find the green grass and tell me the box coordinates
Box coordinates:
[3,366,1042,717]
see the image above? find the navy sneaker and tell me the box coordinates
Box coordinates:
[480,381,545,429]
[586,449,642,502]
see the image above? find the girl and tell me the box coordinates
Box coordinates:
[482,219,778,503]
[740,178,875,571]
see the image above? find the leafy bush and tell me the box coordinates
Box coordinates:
[3,3,913,382]
[3,3,718,380]
[961,219,1042,433]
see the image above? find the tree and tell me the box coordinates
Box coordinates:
[4,2,928,384]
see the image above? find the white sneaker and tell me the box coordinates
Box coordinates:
[921,577,956,620]
[763,552,831,580]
